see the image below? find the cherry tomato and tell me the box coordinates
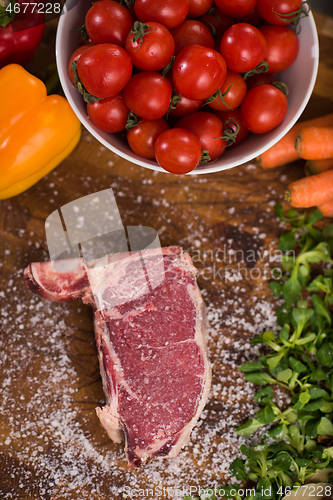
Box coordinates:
[176,111,226,160]
[187,0,214,18]
[259,24,299,74]
[77,44,133,98]
[240,83,288,133]
[214,0,258,17]
[125,21,175,71]
[172,44,227,100]
[154,128,202,174]
[213,107,250,147]
[68,45,93,84]
[170,20,215,55]
[123,72,172,120]
[87,92,130,133]
[168,92,203,118]
[206,69,247,111]
[166,71,203,117]
[245,72,277,90]
[256,0,303,25]
[198,8,234,40]
[127,118,170,159]
[85,0,133,47]
[134,0,190,29]
[220,23,267,73]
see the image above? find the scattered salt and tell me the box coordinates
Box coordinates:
[0,191,283,499]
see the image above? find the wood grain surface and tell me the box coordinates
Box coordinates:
[1,8,333,500]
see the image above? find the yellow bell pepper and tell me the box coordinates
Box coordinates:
[0,64,81,199]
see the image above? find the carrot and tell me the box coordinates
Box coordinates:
[305,158,333,175]
[285,169,333,208]
[295,126,333,160]
[318,199,333,217]
[256,113,333,168]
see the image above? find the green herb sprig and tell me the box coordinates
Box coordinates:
[185,206,333,500]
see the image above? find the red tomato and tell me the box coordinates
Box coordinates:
[187,0,214,18]
[125,21,175,71]
[176,111,226,160]
[213,107,250,147]
[214,0,258,17]
[220,23,267,73]
[134,0,190,29]
[123,72,172,120]
[240,83,288,133]
[172,44,227,100]
[206,69,247,111]
[259,24,299,74]
[126,118,170,159]
[256,0,302,25]
[168,93,203,117]
[87,92,130,133]
[68,45,92,84]
[245,72,277,90]
[76,44,133,98]
[85,0,133,47]
[0,0,45,70]
[166,71,203,117]
[170,20,215,55]
[154,128,202,174]
[198,8,234,40]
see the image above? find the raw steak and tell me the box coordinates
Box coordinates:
[24,246,211,467]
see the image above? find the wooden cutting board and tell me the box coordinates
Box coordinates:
[1,9,333,500]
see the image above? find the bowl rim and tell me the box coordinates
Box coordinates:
[56,1,319,175]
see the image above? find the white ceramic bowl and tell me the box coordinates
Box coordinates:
[56,0,319,174]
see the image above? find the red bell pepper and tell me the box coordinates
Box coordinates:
[0,0,45,69]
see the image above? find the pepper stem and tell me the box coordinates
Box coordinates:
[43,64,61,96]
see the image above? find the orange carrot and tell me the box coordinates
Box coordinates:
[318,199,333,217]
[256,113,333,168]
[305,158,333,175]
[285,169,333,208]
[295,126,333,160]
